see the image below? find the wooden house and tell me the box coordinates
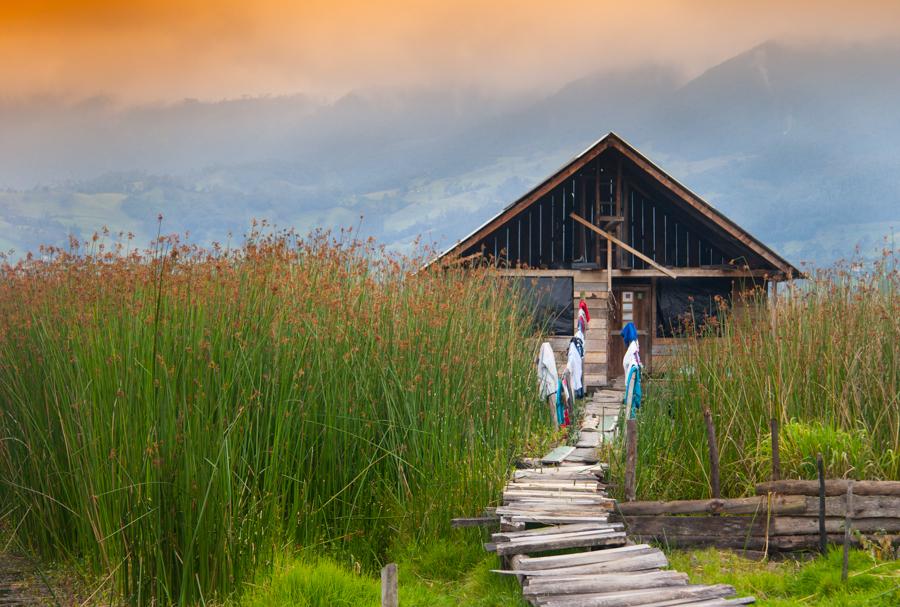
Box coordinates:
[435,133,799,387]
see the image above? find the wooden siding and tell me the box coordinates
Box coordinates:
[529,270,609,388]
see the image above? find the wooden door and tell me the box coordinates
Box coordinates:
[607,284,652,379]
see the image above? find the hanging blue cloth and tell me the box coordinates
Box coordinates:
[625,364,642,418]
[621,322,638,346]
[555,379,566,424]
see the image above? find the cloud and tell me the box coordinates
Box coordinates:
[2,1,899,103]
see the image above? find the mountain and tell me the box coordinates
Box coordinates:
[1,40,899,263]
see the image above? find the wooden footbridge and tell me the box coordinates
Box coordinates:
[460,388,756,607]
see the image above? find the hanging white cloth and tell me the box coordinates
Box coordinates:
[623,339,641,376]
[537,342,559,399]
[567,330,584,394]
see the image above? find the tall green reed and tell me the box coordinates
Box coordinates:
[609,249,899,501]
[0,227,543,604]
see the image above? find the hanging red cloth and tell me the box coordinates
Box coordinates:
[579,300,590,323]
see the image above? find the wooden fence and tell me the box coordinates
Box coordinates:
[611,481,900,555]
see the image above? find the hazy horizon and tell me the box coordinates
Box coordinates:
[2,3,899,265]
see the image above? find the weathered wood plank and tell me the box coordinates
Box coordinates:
[615,495,806,516]
[542,446,576,465]
[755,480,900,497]
[502,552,668,576]
[772,516,900,535]
[451,515,499,528]
[621,515,766,536]
[492,531,626,555]
[508,514,610,525]
[576,432,601,448]
[492,523,612,543]
[801,495,900,518]
[514,544,660,570]
[624,534,769,551]
[634,597,755,607]
[566,447,600,464]
[539,583,736,607]
[524,571,689,597]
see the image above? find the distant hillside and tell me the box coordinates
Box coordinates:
[1,40,898,263]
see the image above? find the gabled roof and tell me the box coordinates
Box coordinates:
[436,132,800,278]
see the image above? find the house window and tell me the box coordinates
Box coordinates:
[656,278,731,337]
[505,276,574,336]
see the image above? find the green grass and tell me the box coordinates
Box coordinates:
[608,252,899,501]
[234,535,527,607]
[667,547,899,606]
[0,228,545,604]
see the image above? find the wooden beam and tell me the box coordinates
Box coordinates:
[498,267,770,278]
[571,212,677,279]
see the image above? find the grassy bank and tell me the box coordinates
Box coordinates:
[0,228,544,604]
[234,534,527,607]
[668,547,899,606]
[610,251,899,501]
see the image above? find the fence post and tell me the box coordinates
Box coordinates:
[381,563,398,607]
[842,481,854,581]
[770,417,780,481]
[625,419,637,502]
[703,408,720,500]
[817,453,827,555]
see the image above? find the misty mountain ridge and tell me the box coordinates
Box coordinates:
[1,39,899,264]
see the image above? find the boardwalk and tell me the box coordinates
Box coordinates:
[484,389,755,607]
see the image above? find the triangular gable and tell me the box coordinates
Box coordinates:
[436,132,799,278]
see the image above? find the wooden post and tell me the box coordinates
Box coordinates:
[703,408,720,500]
[769,280,778,337]
[770,417,781,481]
[817,453,827,554]
[381,563,398,607]
[616,159,626,269]
[842,481,854,581]
[625,419,637,502]
[606,234,613,295]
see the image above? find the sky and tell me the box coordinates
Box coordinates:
[2,0,900,104]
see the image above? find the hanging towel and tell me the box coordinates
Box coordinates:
[537,342,559,400]
[625,364,642,418]
[567,333,584,398]
[556,379,567,425]
[621,322,642,376]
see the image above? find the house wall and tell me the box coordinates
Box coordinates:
[506,269,609,388]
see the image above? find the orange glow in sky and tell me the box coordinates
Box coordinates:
[2,1,899,103]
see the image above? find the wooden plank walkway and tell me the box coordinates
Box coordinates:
[480,388,756,607]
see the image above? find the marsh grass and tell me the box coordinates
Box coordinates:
[0,226,543,604]
[610,249,899,501]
